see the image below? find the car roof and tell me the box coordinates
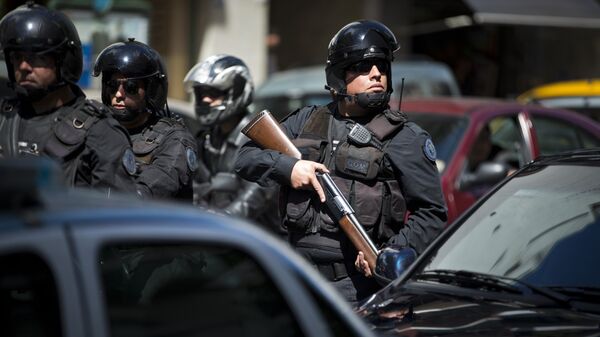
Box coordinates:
[400,96,526,116]
[518,78,600,102]
[401,97,600,135]
[0,158,213,233]
[532,147,600,165]
[0,157,377,337]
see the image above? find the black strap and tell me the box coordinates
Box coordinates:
[316,262,348,281]
[365,109,406,141]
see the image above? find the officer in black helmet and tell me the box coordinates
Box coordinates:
[184,54,281,234]
[235,20,447,303]
[93,39,198,201]
[0,3,137,194]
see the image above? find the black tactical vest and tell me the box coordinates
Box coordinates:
[283,104,408,245]
[0,96,108,185]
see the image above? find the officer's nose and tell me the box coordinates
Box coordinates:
[114,85,125,98]
[14,57,32,72]
[369,65,382,79]
[201,95,214,104]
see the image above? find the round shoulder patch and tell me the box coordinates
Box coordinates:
[186,147,199,172]
[122,148,138,175]
[423,138,437,162]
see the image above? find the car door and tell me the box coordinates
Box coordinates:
[69,220,370,337]
[0,227,87,337]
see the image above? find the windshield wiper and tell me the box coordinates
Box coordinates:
[416,270,573,308]
[548,286,600,301]
[415,270,521,293]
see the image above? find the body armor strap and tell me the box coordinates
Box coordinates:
[133,117,186,165]
[0,97,20,157]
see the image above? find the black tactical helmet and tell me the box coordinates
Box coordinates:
[93,38,168,114]
[0,2,83,84]
[325,20,399,108]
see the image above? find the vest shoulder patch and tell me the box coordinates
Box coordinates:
[423,138,437,162]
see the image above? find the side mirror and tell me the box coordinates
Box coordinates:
[374,247,417,285]
[459,161,509,190]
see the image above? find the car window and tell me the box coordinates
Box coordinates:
[465,117,526,171]
[530,116,600,154]
[422,164,600,288]
[99,244,304,337]
[570,106,600,123]
[0,253,62,337]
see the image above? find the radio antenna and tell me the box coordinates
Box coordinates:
[398,77,405,111]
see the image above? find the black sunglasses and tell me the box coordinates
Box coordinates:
[105,78,142,95]
[347,59,390,74]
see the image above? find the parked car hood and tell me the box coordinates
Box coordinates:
[358,282,600,337]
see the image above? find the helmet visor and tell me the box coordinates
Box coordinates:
[193,85,226,100]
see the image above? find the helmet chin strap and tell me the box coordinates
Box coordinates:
[325,85,390,111]
[355,92,390,110]
[110,105,143,123]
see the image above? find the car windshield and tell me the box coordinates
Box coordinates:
[406,112,468,171]
[421,163,600,289]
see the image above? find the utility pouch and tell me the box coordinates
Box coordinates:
[133,139,159,165]
[334,141,384,180]
[45,113,93,160]
[283,189,319,233]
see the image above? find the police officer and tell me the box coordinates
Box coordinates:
[93,39,198,200]
[235,20,447,303]
[184,54,281,233]
[0,3,137,194]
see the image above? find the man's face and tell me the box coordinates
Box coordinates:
[194,85,226,107]
[344,59,388,96]
[107,73,147,112]
[10,51,57,90]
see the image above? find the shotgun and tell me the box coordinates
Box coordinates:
[241,110,379,272]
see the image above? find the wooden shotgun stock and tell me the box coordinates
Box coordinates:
[241,110,379,272]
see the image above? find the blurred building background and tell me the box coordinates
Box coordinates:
[1,0,600,100]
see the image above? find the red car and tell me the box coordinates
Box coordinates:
[400,97,600,223]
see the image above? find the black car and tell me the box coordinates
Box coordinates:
[358,149,600,336]
[0,158,375,337]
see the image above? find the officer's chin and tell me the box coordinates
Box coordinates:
[15,83,46,101]
[110,107,138,122]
